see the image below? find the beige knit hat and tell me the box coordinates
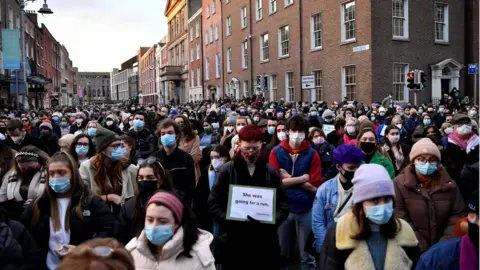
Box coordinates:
[410,138,441,161]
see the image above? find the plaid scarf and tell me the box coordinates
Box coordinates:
[7,166,47,185]
[448,132,479,154]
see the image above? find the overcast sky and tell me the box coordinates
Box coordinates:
[28,0,168,72]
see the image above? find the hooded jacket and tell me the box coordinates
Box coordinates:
[126,228,215,270]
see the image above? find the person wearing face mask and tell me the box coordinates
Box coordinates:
[220,117,236,148]
[59,117,71,137]
[0,147,49,220]
[447,114,479,181]
[416,190,479,270]
[126,113,158,165]
[79,127,138,215]
[31,110,62,139]
[21,151,115,269]
[322,109,335,126]
[382,125,411,176]
[275,108,285,120]
[193,145,230,233]
[411,114,433,143]
[308,107,322,123]
[434,105,447,129]
[126,191,215,269]
[174,115,202,179]
[339,117,358,145]
[38,121,60,156]
[265,121,286,159]
[151,119,196,205]
[319,164,421,269]
[440,122,453,149]
[69,112,88,135]
[208,125,289,269]
[375,109,395,144]
[269,115,322,269]
[312,144,365,252]
[309,128,337,180]
[69,134,95,166]
[356,128,395,179]
[394,138,466,252]
[5,119,46,152]
[404,108,420,135]
[326,118,346,147]
[116,158,174,244]
[103,115,121,135]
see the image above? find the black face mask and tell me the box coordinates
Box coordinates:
[360,142,376,155]
[340,169,355,189]
[138,181,158,203]
[0,127,6,134]
[468,222,479,251]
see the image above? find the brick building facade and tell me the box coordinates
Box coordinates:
[139,45,157,105]
[202,0,223,100]
[188,9,203,101]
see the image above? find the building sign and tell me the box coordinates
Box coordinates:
[2,29,21,70]
[353,44,370,53]
[468,64,479,75]
[301,75,315,89]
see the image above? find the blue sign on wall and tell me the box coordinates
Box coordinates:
[1,29,21,70]
[468,64,479,75]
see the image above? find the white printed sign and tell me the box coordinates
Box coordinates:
[226,185,276,224]
[322,124,335,135]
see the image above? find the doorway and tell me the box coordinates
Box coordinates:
[441,79,451,96]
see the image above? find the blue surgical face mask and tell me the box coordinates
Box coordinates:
[161,134,176,147]
[423,119,431,126]
[418,109,424,114]
[87,128,97,137]
[267,126,275,135]
[415,162,437,176]
[49,178,71,194]
[110,146,127,161]
[365,201,393,225]
[75,145,89,156]
[52,116,59,122]
[145,224,174,245]
[133,119,144,129]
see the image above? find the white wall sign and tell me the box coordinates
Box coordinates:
[302,75,315,89]
[353,44,370,53]
[226,185,276,224]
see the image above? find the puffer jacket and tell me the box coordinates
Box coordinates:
[126,228,215,270]
[318,211,420,270]
[393,165,466,251]
[127,128,158,165]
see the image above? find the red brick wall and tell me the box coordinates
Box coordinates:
[202,0,223,98]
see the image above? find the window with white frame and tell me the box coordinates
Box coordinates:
[279,25,290,57]
[190,26,194,41]
[260,33,269,62]
[195,22,200,38]
[209,25,214,43]
[286,72,294,101]
[226,17,232,36]
[256,0,263,21]
[313,70,323,101]
[242,41,248,69]
[341,1,356,42]
[196,67,201,86]
[205,31,209,45]
[285,0,293,7]
[190,47,194,62]
[215,24,219,40]
[271,75,278,100]
[434,3,449,42]
[311,13,322,49]
[206,5,210,17]
[393,63,408,101]
[205,58,210,80]
[392,0,409,38]
[213,0,216,13]
[241,7,247,28]
[269,0,277,14]
[227,48,232,72]
[243,80,250,97]
[191,70,195,87]
[342,65,356,100]
[215,53,221,78]
[196,44,200,60]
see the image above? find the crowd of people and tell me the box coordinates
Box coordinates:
[0,92,478,270]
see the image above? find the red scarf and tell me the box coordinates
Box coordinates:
[23,125,32,134]
[343,134,357,145]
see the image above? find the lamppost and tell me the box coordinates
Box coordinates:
[20,0,53,111]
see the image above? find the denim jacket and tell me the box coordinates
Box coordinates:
[312,175,339,252]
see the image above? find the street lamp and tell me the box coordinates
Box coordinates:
[20,0,54,111]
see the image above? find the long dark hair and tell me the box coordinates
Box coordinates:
[384,125,401,148]
[350,200,401,240]
[130,159,174,237]
[142,190,199,258]
[69,134,95,162]
[174,115,196,142]
[269,121,285,146]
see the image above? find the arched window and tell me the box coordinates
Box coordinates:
[442,67,451,76]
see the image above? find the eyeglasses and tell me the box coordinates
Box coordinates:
[415,156,438,164]
[76,142,89,147]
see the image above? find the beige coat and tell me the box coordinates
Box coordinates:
[126,228,215,270]
[79,158,137,203]
[178,135,202,180]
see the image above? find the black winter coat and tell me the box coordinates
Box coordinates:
[5,133,46,153]
[127,128,157,164]
[207,158,289,267]
[20,192,115,267]
[0,213,42,270]
[446,141,479,181]
[193,167,214,233]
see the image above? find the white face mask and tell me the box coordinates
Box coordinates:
[253,117,260,122]
[388,135,400,143]
[106,120,114,126]
[277,131,287,142]
[76,119,83,125]
[212,158,225,171]
[289,132,305,146]
[396,124,402,130]
[456,124,472,136]
[129,121,134,126]
[236,125,244,132]
[444,127,453,135]
[224,126,234,134]
[346,126,356,135]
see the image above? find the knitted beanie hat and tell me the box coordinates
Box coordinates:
[409,138,441,162]
[95,127,118,152]
[352,164,395,204]
[39,120,53,131]
[148,191,184,222]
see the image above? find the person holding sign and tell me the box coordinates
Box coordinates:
[208,124,289,269]
[311,144,365,252]
[269,115,322,270]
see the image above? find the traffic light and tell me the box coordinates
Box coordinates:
[407,72,415,89]
[420,71,427,89]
